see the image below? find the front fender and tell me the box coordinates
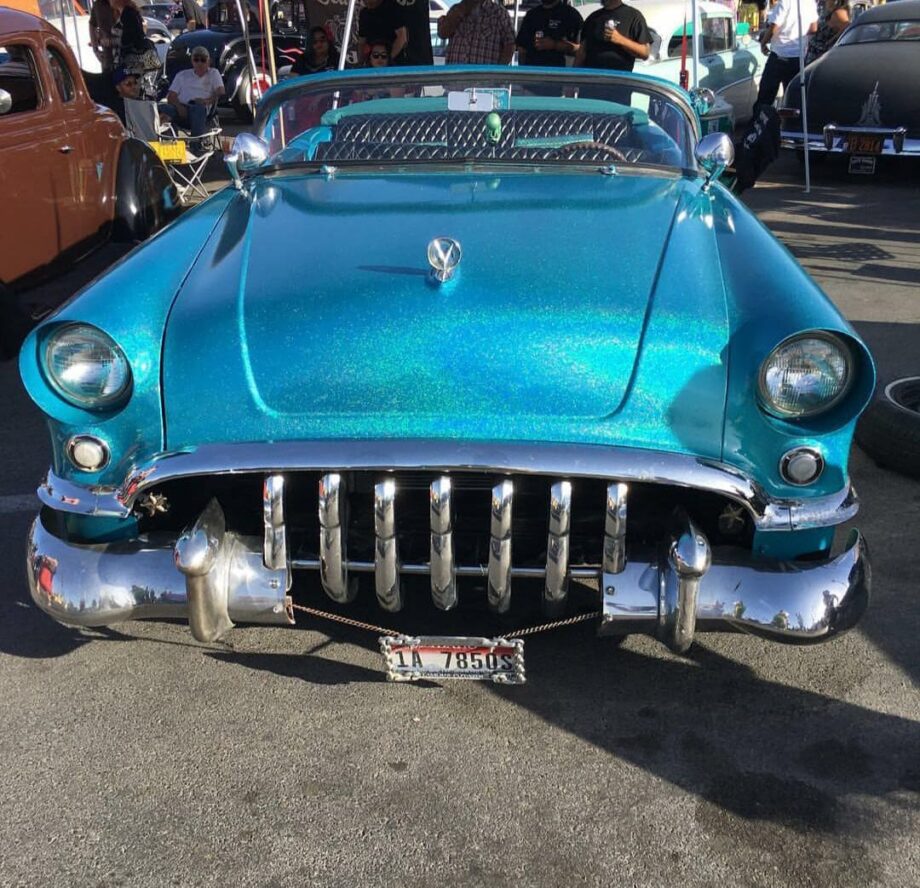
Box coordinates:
[114,139,181,242]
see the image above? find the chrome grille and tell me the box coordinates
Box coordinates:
[141,469,754,614]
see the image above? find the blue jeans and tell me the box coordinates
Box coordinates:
[159,101,209,137]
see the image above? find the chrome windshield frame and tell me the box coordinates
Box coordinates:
[253,65,703,155]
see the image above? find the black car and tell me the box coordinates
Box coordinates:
[165,0,308,121]
[780,0,920,173]
[140,0,187,35]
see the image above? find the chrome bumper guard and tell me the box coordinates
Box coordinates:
[27,483,869,652]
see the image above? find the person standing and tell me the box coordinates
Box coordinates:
[89,0,115,72]
[109,0,147,71]
[178,0,208,32]
[394,0,433,65]
[753,0,817,115]
[516,0,582,66]
[438,0,516,65]
[574,0,651,71]
[358,0,409,64]
[804,0,848,64]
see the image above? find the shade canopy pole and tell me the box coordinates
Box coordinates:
[234,0,262,102]
[691,0,699,88]
[796,0,811,193]
[262,0,278,83]
[338,0,359,70]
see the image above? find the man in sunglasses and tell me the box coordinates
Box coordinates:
[162,46,225,136]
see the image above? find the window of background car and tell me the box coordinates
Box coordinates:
[838,19,920,44]
[667,14,732,57]
[0,45,41,116]
[260,72,696,170]
[45,47,75,104]
[272,0,308,31]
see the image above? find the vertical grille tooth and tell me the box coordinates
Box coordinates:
[319,473,357,603]
[487,479,513,613]
[603,482,628,574]
[263,474,287,571]
[544,480,572,616]
[374,478,402,612]
[430,476,457,610]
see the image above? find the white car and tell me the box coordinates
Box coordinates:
[568,0,762,125]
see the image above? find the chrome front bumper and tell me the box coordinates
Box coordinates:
[27,500,869,654]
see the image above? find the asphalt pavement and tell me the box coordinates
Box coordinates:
[0,152,918,888]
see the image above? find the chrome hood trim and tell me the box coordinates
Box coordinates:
[37,440,857,532]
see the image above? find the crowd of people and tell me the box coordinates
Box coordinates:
[82,0,854,137]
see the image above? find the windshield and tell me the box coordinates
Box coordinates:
[258,69,698,172]
[838,19,920,44]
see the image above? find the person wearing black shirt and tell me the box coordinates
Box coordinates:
[516,0,582,66]
[178,0,207,31]
[358,0,409,64]
[575,0,651,71]
[394,0,433,65]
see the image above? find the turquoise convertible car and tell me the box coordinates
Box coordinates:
[21,67,874,684]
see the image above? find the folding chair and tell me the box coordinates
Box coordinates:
[124,98,222,204]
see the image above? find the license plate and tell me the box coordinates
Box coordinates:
[844,134,882,155]
[150,140,186,163]
[380,635,525,684]
[848,154,877,175]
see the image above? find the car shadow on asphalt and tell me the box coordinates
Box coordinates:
[486,627,919,844]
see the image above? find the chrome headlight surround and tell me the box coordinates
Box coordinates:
[758,332,854,420]
[43,324,132,410]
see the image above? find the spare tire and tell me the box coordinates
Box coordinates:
[856,377,920,478]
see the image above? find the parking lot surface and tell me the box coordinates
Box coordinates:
[1,154,918,888]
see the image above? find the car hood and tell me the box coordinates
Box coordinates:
[798,44,920,134]
[162,171,730,455]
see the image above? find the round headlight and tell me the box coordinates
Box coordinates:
[44,325,131,409]
[759,334,852,419]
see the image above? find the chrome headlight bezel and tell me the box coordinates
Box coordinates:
[758,332,854,420]
[43,324,132,410]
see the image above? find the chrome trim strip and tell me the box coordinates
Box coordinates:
[374,478,402,612]
[544,481,571,616]
[318,473,356,604]
[603,482,628,575]
[780,130,920,157]
[262,474,287,572]
[36,440,858,532]
[430,476,456,610]
[291,559,600,579]
[487,479,513,614]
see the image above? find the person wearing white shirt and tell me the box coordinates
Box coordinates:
[161,46,225,136]
[753,0,817,115]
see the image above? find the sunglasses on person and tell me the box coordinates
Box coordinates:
[192,55,208,62]
[313,34,328,43]
[370,51,388,59]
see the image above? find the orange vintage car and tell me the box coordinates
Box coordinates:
[0,7,178,296]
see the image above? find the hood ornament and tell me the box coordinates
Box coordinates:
[856,82,882,127]
[427,236,462,283]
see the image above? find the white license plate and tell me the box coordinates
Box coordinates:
[380,635,525,684]
[848,154,877,175]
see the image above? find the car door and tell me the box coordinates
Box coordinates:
[43,39,111,255]
[699,12,759,124]
[0,36,62,286]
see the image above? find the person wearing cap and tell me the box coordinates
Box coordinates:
[161,47,225,136]
[108,66,141,125]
